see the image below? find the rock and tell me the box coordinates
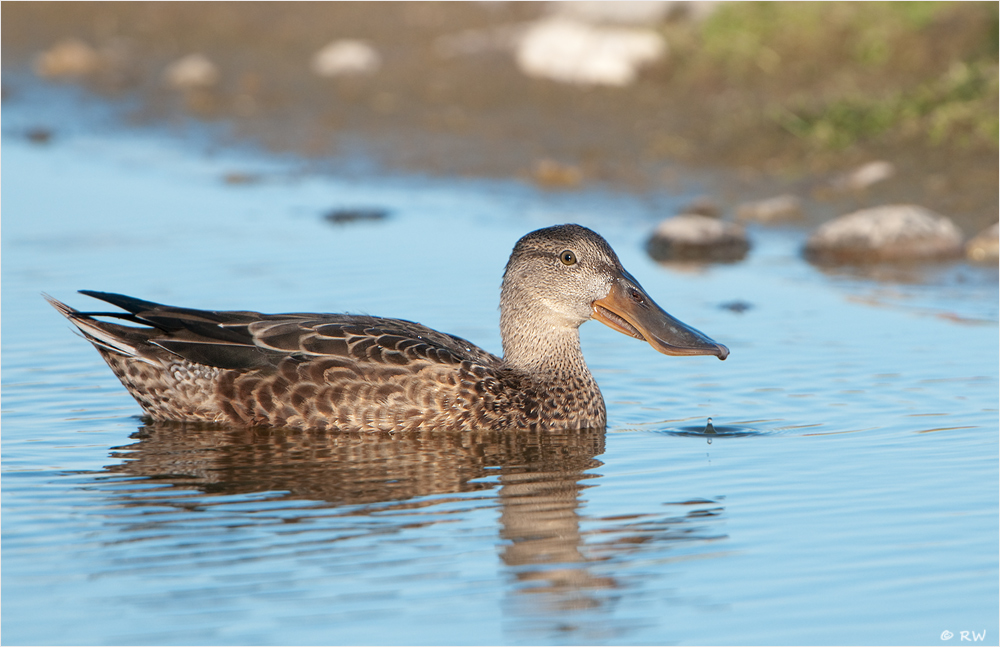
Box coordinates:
[34,38,101,78]
[515,18,666,86]
[164,54,220,89]
[532,159,583,188]
[804,205,964,264]
[647,215,750,262]
[832,160,896,192]
[678,196,721,218]
[311,40,381,77]
[965,222,999,263]
[736,194,803,223]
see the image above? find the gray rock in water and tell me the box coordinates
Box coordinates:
[736,194,803,223]
[966,222,999,264]
[804,205,963,264]
[647,214,749,262]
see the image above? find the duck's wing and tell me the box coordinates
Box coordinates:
[71,290,504,372]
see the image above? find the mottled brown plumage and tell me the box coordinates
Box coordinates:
[47,224,728,432]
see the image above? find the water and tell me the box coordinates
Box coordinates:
[2,87,998,646]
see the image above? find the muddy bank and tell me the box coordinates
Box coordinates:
[3,2,996,235]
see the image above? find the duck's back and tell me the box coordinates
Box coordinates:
[48,292,602,432]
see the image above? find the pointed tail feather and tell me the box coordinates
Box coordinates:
[44,293,157,364]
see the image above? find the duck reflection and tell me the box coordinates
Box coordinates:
[111,421,605,507]
[107,421,725,627]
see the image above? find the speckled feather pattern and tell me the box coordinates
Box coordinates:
[53,302,606,432]
[45,224,697,433]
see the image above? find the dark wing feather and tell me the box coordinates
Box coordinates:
[72,292,503,373]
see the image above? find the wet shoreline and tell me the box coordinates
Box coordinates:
[3,2,997,242]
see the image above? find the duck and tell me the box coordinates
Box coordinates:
[47,224,728,432]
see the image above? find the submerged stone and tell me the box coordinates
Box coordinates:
[804,204,963,264]
[647,214,749,262]
[324,208,391,225]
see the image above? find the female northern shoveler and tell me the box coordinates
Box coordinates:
[47,224,728,431]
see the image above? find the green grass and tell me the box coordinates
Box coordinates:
[672,1,999,152]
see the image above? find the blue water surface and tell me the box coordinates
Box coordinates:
[2,85,998,646]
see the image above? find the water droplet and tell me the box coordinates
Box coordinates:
[704,417,716,434]
[707,437,712,445]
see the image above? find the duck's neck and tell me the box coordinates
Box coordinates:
[499,299,593,382]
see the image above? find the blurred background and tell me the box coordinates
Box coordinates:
[2,4,998,645]
[3,1,997,233]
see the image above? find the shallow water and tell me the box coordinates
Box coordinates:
[2,86,998,646]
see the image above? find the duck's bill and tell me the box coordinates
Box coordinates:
[592,276,729,360]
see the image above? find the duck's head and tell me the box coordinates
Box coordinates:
[501,224,729,361]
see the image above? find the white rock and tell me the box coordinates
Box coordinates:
[805,204,964,263]
[515,18,666,86]
[966,222,999,264]
[647,214,749,262]
[34,38,101,78]
[311,40,381,77]
[736,194,803,223]
[832,160,896,192]
[164,54,220,89]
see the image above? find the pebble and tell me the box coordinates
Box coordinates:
[646,214,750,262]
[804,205,964,264]
[965,222,999,263]
[736,194,803,223]
[532,159,583,188]
[34,38,101,78]
[164,54,220,89]
[311,40,381,77]
[678,196,721,218]
[515,18,666,86]
[831,160,896,192]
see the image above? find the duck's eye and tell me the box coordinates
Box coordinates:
[560,250,577,265]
